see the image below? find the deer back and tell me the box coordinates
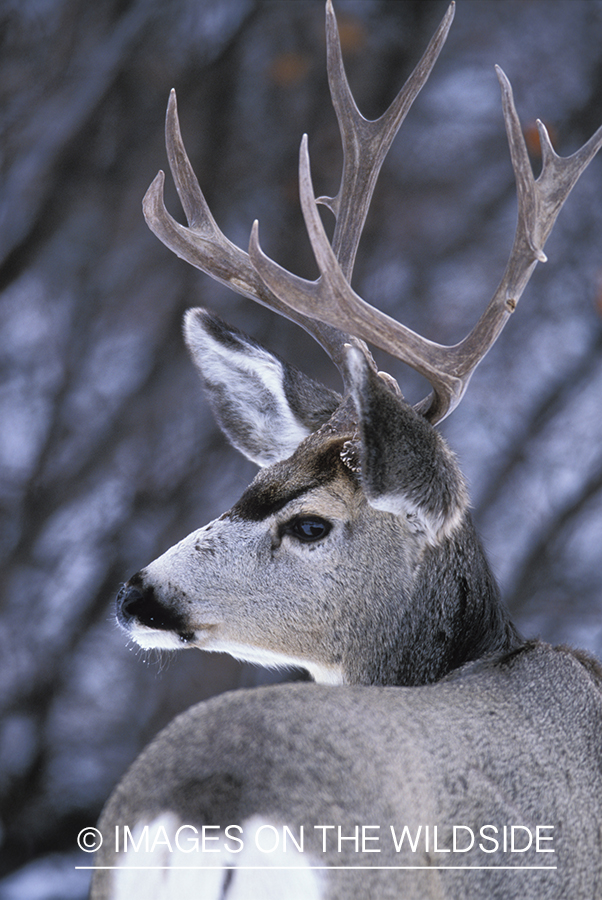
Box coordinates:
[91,643,602,899]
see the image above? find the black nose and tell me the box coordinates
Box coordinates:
[116,584,147,624]
[116,577,189,633]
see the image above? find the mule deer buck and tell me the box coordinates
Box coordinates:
[90,2,602,898]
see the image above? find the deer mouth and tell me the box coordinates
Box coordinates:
[176,624,219,645]
[122,619,219,652]
[177,630,196,644]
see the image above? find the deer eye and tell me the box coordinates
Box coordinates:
[285,516,332,543]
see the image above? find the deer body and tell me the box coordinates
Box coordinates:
[92,644,602,899]
[90,2,602,897]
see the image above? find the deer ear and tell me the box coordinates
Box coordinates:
[346,348,468,542]
[184,309,341,466]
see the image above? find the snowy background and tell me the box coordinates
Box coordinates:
[1,1,601,897]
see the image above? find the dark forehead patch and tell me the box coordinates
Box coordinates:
[231,434,355,522]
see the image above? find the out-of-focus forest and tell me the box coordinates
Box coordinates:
[1,1,601,897]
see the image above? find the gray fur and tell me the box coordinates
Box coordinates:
[347,347,468,541]
[97,318,601,900]
[92,644,602,898]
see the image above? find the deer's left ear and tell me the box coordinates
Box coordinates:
[346,348,468,542]
[184,308,341,466]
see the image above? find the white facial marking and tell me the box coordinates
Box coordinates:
[127,627,190,651]
[370,491,466,545]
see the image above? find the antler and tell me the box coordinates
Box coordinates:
[144,0,602,423]
[251,66,602,423]
[142,0,455,392]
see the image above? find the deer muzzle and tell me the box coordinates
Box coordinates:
[116,575,195,643]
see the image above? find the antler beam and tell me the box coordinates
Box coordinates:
[320,0,455,280]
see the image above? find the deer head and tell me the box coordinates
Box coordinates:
[115,0,602,687]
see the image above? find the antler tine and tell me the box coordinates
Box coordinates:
[320,0,455,280]
[251,75,602,423]
[142,89,358,377]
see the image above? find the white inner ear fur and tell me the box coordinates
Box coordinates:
[185,311,310,466]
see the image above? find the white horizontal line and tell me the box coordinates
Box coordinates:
[77,865,558,871]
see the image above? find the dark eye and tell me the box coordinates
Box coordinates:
[286,516,332,543]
